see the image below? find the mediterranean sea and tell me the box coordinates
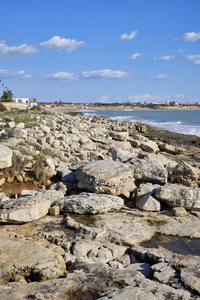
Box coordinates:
[82,109,200,137]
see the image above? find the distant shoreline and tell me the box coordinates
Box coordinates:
[56,104,200,111]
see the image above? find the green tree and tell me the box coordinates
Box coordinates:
[1,90,14,102]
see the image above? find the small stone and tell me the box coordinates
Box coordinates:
[96,247,113,260]
[7,176,14,183]
[16,174,23,183]
[172,207,188,217]
[49,205,60,216]
[13,275,27,283]
[0,178,5,186]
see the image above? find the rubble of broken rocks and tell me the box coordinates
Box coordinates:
[0,109,200,299]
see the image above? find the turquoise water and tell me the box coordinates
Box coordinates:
[82,109,200,137]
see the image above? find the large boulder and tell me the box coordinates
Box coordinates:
[0,190,63,223]
[112,148,136,163]
[141,140,159,154]
[109,131,128,141]
[155,183,200,210]
[129,157,168,184]
[54,192,124,214]
[75,160,136,197]
[0,145,13,169]
[169,161,200,187]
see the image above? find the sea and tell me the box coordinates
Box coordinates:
[80,109,200,137]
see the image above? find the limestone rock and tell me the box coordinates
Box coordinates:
[172,207,188,217]
[75,160,136,197]
[156,183,200,210]
[0,234,65,285]
[0,145,13,169]
[109,131,128,141]
[97,246,113,260]
[0,178,5,186]
[10,128,27,139]
[136,194,161,212]
[137,183,161,199]
[151,262,177,284]
[141,140,159,154]
[125,263,151,277]
[170,161,200,187]
[112,148,136,163]
[180,269,200,294]
[54,192,124,214]
[159,143,177,154]
[0,190,63,223]
[15,122,25,129]
[129,157,168,184]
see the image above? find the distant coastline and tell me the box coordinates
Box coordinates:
[56,103,200,111]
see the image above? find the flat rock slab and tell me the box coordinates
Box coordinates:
[54,192,124,214]
[75,160,136,197]
[156,183,200,210]
[0,190,63,223]
[0,145,13,169]
[0,233,65,285]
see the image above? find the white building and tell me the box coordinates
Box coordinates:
[13,98,37,108]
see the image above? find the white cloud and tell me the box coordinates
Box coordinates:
[98,95,109,103]
[174,94,186,99]
[186,54,200,64]
[153,55,175,62]
[148,74,170,80]
[82,69,130,79]
[128,53,142,60]
[176,32,200,42]
[177,48,184,53]
[0,40,38,57]
[120,30,137,40]
[45,72,78,81]
[0,69,31,78]
[40,36,85,53]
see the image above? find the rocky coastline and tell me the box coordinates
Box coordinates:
[0,108,200,299]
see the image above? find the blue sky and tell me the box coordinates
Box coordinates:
[0,0,200,103]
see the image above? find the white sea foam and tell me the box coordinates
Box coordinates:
[77,109,96,113]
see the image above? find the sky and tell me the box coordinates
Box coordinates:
[0,0,200,104]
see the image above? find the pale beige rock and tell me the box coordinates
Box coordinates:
[159,143,176,154]
[0,145,13,169]
[0,190,63,223]
[141,140,159,154]
[172,207,188,217]
[170,161,200,187]
[76,160,136,197]
[10,128,27,139]
[16,174,23,183]
[129,157,168,184]
[49,205,60,216]
[136,194,161,212]
[109,131,128,141]
[151,262,177,284]
[0,178,5,186]
[54,192,124,214]
[0,233,65,285]
[156,183,200,210]
[97,247,113,260]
